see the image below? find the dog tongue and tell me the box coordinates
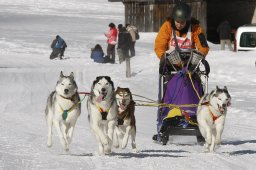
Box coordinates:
[96,95,104,102]
[120,104,126,110]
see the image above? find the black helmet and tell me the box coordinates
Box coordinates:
[172,3,191,22]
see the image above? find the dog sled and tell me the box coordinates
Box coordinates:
[153,49,210,145]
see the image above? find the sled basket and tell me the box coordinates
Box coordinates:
[166,50,181,65]
[190,50,204,66]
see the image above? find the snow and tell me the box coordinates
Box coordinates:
[0,0,256,169]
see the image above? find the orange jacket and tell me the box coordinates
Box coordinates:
[154,20,209,59]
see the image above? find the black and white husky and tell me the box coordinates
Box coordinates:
[87,76,117,155]
[45,71,81,151]
[197,86,231,152]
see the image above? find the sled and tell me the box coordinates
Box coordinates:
[153,49,210,145]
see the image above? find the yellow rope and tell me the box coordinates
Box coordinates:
[135,102,199,108]
[188,71,201,99]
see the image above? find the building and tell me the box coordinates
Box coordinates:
[109,0,256,43]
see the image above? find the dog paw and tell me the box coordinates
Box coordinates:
[104,145,112,155]
[47,138,52,147]
[121,143,128,149]
[112,143,119,148]
[47,142,52,148]
[203,147,210,153]
[64,147,69,152]
[132,148,139,153]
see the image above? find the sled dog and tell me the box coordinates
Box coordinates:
[113,87,137,152]
[87,76,117,155]
[45,71,81,151]
[197,86,231,152]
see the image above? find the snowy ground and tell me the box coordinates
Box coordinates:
[0,0,256,170]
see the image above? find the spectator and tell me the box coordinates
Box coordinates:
[217,20,233,51]
[50,35,67,60]
[104,23,118,63]
[126,24,138,57]
[90,44,105,63]
[117,26,132,77]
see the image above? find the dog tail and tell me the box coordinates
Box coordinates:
[45,91,56,118]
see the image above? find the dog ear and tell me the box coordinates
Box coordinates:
[60,71,64,78]
[224,86,228,91]
[105,76,111,81]
[216,86,219,90]
[96,76,103,80]
[69,72,74,79]
[125,88,131,94]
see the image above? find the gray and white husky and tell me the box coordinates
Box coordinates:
[197,86,231,152]
[87,76,117,155]
[45,71,81,151]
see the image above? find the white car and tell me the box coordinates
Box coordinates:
[236,24,256,51]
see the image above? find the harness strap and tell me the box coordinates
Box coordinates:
[207,105,220,122]
[96,103,111,120]
[58,94,86,120]
[117,110,129,125]
[59,94,76,101]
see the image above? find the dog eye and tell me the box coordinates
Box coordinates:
[218,98,222,100]
[106,83,109,85]
[61,83,64,85]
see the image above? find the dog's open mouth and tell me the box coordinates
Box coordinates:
[118,102,127,110]
[218,104,226,114]
[96,91,107,102]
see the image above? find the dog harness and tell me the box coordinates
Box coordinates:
[208,105,221,122]
[96,103,113,120]
[58,94,85,121]
[201,101,221,123]
[117,111,129,125]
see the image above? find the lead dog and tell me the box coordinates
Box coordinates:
[197,86,231,152]
[87,76,117,155]
[113,87,137,152]
[45,71,81,151]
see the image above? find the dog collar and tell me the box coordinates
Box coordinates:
[59,94,76,101]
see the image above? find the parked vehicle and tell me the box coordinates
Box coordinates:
[235,24,256,51]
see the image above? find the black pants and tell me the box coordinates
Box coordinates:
[50,48,65,59]
[107,44,116,63]
[129,41,136,57]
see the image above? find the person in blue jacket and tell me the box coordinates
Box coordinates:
[90,44,105,63]
[50,35,67,60]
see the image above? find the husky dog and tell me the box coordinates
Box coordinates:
[197,86,231,152]
[87,76,117,155]
[113,87,137,152]
[45,71,81,151]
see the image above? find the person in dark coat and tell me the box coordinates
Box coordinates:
[50,35,67,59]
[217,20,233,51]
[117,26,132,64]
[90,44,105,63]
[117,26,133,77]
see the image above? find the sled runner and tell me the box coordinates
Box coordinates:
[153,49,210,145]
